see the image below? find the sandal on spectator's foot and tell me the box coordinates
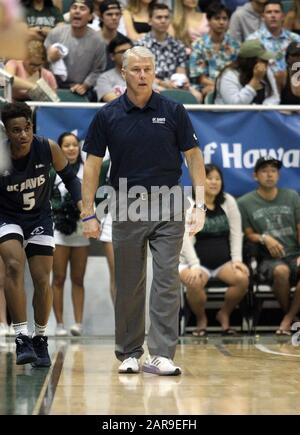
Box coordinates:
[275,329,291,336]
[222,328,238,336]
[192,329,207,337]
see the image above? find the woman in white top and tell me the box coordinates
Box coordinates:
[180,164,249,336]
[51,132,89,337]
[214,39,280,105]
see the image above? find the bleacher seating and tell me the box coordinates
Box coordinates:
[56,89,89,102]
[204,91,214,104]
[160,89,198,104]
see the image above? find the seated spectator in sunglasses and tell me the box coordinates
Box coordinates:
[95,33,132,102]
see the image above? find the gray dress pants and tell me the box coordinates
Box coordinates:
[113,194,185,361]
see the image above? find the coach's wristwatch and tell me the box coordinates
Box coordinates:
[259,234,267,245]
[194,202,207,212]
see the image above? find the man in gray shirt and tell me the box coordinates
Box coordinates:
[45,0,106,100]
[229,0,267,42]
[95,34,132,102]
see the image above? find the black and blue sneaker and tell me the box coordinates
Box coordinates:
[15,334,37,365]
[31,336,51,368]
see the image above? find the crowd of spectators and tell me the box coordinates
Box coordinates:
[0,0,299,337]
[0,0,299,104]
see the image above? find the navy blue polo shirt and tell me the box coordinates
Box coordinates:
[83,91,200,190]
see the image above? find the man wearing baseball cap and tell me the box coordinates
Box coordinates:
[214,39,280,104]
[238,39,273,61]
[98,0,124,71]
[238,155,300,335]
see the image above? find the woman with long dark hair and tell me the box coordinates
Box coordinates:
[214,39,280,104]
[279,40,300,103]
[51,132,89,336]
[179,164,249,336]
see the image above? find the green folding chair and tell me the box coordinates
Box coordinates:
[160,89,198,104]
[56,89,89,102]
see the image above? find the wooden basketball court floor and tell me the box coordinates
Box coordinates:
[1,335,300,415]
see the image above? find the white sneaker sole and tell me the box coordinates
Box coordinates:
[142,363,181,376]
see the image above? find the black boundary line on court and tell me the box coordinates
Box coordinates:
[37,345,67,415]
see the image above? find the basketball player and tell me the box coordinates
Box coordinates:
[0,102,82,367]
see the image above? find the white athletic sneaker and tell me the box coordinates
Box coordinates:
[55,324,68,337]
[70,324,82,336]
[118,357,140,374]
[0,323,9,336]
[142,355,182,376]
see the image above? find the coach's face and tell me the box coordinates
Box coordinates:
[5,117,33,155]
[122,55,155,96]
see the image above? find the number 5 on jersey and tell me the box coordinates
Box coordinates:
[23,192,35,210]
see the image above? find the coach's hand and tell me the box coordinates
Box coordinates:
[82,217,101,239]
[187,208,206,237]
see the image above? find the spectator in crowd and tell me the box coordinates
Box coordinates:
[279,41,300,103]
[95,33,132,101]
[5,39,57,101]
[247,0,300,74]
[284,0,300,35]
[98,0,124,70]
[136,3,199,94]
[89,0,105,30]
[88,0,126,34]
[229,0,267,43]
[214,39,280,104]
[238,156,300,336]
[180,164,249,336]
[189,2,240,98]
[22,0,64,41]
[51,132,89,337]
[123,0,154,42]
[171,0,209,50]
[45,0,106,100]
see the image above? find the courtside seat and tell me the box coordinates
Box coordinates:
[179,278,250,335]
[204,91,215,104]
[244,241,297,333]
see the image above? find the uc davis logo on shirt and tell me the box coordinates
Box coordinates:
[152,117,166,124]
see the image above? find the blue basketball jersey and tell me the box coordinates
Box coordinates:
[0,135,53,220]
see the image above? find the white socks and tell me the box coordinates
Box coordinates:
[13,322,28,336]
[33,322,47,337]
